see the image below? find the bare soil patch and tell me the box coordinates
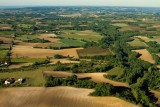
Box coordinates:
[132,49,155,64]
[0,86,137,107]
[0,37,13,43]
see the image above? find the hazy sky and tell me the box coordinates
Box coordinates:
[0,0,160,7]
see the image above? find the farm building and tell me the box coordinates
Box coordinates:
[4,78,15,85]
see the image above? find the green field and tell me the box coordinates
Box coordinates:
[107,67,124,77]
[0,50,9,60]
[127,38,148,47]
[0,66,54,86]
[11,58,46,63]
[0,31,15,35]
[112,23,129,27]
[59,38,85,47]
[15,35,37,41]
[77,47,112,57]
[60,30,103,42]
[0,45,10,50]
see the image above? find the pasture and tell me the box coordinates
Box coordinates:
[0,66,54,86]
[60,30,103,42]
[59,38,85,47]
[0,50,9,60]
[127,38,148,47]
[132,49,155,64]
[0,86,137,107]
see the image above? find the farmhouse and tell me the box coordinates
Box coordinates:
[15,78,25,84]
[4,78,15,85]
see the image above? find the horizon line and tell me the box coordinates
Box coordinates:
[0,5,160,8]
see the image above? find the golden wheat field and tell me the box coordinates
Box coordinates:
[0,86,137,107]
[132,49,155,64]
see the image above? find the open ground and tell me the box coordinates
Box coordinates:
[132,49,155,64]
[0,86,137,107]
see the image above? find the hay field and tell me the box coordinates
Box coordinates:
[127,38,148,47]
[132,49,155,64]
[11,45,82,58]
[44,71,128,87]
[0,86,137,107]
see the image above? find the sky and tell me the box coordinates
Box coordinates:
[0,0,160,7]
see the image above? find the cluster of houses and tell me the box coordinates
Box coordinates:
[4,78,25,85]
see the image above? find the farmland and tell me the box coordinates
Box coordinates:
[11,45,81,58]
[127,38,148,47]
[77,48,112,57]
[60,30,103,42]
[44,71,128,87]
[0,86,137,107]
[135,36,160,44]
[0,6,160,107]
[132,49,155,64]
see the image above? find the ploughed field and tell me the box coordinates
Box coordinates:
[0,86,137,107]
[11,45,82,58]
